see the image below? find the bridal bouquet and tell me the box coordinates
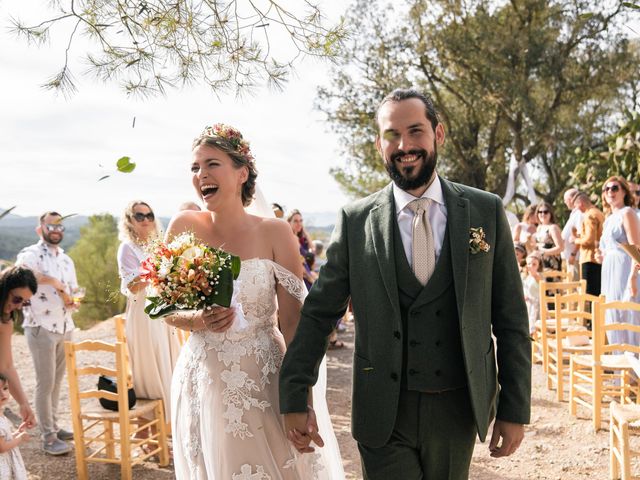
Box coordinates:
[140,232,242,320]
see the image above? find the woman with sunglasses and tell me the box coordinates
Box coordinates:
[116,201,180,432]
[599,176,640,346]
[533,201,564,271]
[0,266,37,431]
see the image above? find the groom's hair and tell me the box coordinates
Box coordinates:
[376,88,440,130]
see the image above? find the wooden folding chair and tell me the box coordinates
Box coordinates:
[536,279,586,375]
[546,292,597,401]
[65,340,170,479]
[569,299,640,431]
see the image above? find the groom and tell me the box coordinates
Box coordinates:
[279,88,531,479]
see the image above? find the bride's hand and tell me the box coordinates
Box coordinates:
[202,306,236,332]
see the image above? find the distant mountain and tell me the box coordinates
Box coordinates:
[301,210,338,228]
[0,208,336,261]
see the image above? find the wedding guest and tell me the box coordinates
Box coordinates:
[512,205,538,253]
[514,243,527,273]
[117,201,180,430]
[0,374,28,479]
[523,253,543,335]
[15,212,78,455]
[571,192,604,296]
[179,201,201,211]
[561,188,583,280]
[0,266,37,432]
[534,202,564,271]
[312,240,327,273]
[598,176,640,347]
[287,209,316,289]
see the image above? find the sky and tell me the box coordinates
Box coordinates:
[0,1,352,224]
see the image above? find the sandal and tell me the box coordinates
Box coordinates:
[328,339,345,350]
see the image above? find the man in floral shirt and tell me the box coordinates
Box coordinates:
[16,211,78,456]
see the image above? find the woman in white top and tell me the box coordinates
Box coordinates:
[116,201,181,427]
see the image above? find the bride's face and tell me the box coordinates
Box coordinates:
[191,144,248,211]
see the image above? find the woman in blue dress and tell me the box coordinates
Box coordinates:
[599,176,640,347]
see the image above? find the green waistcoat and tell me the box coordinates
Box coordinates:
[393,219,467,391]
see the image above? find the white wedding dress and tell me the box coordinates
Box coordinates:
[171,258,345,479]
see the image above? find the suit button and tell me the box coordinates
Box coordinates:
[435,310,441,316]
[435,340,441,347]
[409,340,419,347]
[409,369,418,375]
[393,331,401,339]
[390,373,398,381]
[435,369,442,377]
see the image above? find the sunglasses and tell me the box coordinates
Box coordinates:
[633,190,640,196]
[44,223,65,232]
[603,184,620,193]
[10,295,31,307]
[537,210,550,214]
[132,212,155,222]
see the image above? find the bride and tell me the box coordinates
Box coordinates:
[164,124,344,479]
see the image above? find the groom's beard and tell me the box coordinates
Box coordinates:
[384,146,437,191]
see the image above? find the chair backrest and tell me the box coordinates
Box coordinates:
[542,270,572,282]
[539,279,586,324]
[553,292,598,342]
[112,314,134,389]
[65,340,132,425]
[593,298,640,358]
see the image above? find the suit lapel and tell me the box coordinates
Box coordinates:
[370,185,400,316]
[441,178,470,321]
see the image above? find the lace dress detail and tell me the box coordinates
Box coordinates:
[172,258,342,480]
[0,416,27,480]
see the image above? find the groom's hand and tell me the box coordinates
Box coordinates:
[284,407,324,454]
[489,419,524,457]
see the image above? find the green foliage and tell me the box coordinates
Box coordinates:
[67,214,125,328]
[9,1,346,97]
[570,110,640,201]
[318,0,640,210]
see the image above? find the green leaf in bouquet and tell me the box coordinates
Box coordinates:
[205,267,235,308]
[144,296,179,319]
[230,255,241,279]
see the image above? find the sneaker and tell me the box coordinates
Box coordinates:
[56,429,74,441]
[43,437,72,456]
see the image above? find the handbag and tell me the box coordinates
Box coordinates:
[97,375,136,411]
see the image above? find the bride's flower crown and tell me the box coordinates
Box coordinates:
[200,123,254,163]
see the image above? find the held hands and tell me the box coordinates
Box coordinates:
[19,403,36,429]
[284,406,324,454]
[13,426,30,445]
[489,420,524,458]
[201,305,236,333]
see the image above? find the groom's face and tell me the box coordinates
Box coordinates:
[376,98,445,195]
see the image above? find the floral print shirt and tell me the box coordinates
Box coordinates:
[16,240,77,334]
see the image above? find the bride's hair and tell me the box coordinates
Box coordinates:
[193,128,258,207]
[118,200,163,244]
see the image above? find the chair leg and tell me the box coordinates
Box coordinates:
[156,402,170,467]
[610,409,620,480]
[622,421,631,480]
[557,357,564,402]
[104,421,115,459]
[72,420,88,480]
[569,358,577,416]
[594,366,602,432]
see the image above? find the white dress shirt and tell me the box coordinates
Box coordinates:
[561,208,583,260]
[392,176,448,270]
[16,240,77,334]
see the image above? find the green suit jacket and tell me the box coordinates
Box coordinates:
[279,177,532,448]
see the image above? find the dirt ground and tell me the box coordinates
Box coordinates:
[10,318,615,479]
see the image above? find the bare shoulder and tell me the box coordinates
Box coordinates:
[255,217,292,240]
[166,210,211,238]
